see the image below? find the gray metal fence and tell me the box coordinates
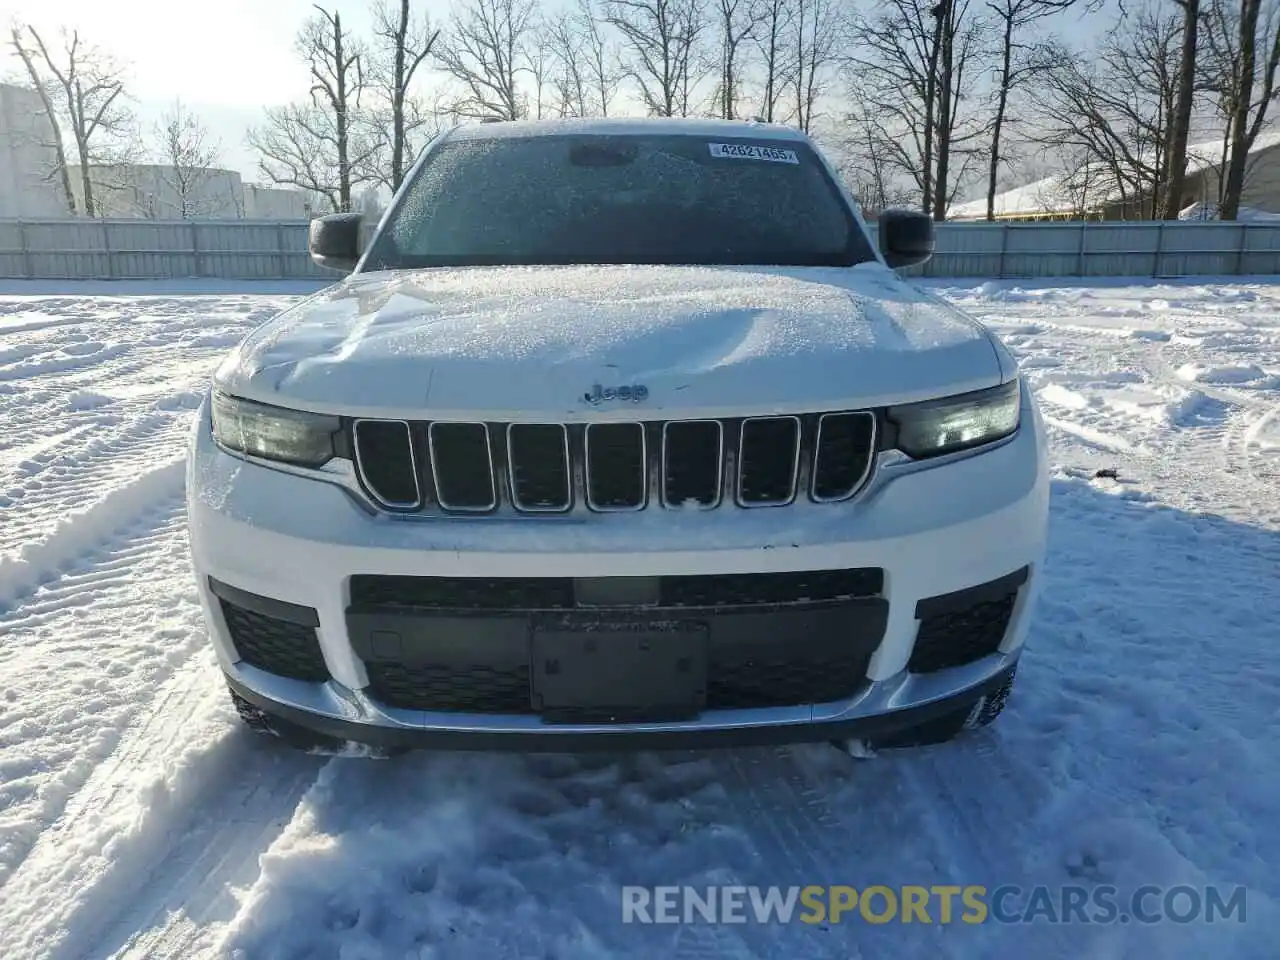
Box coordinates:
[3,217,1280,281]
[0,219,339,281]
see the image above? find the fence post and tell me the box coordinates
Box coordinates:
[1076,221,1087,277]
[17,220,33,279]
[190,221,202,278]
[100,218,114,279]
[276,222,288,278]
[1153,221,1165,278]
[997,222,1009,278]
[1235,223,1249,276]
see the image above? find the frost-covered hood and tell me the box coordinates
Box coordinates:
[216,264,1005,419]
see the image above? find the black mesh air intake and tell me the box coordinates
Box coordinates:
[909,569,1027,673]
[216,588,328,683]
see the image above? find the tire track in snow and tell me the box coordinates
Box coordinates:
[0,500,196,892]
[0,411,187,547]
[0,456,185,609]
[0,658,325,960]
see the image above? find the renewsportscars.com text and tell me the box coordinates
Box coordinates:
[621,884,1248,926]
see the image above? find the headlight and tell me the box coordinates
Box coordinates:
[211,391,340,466]
[887,380,1021,458]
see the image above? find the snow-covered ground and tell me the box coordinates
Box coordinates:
[0,277,1277,959]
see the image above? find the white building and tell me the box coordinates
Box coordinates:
[0,83,70,218]
[243,183,313,219]
[68,165,315,220]
[950,130,1280,221]
[68,164,245,219]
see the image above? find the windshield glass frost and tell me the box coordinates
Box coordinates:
[367,134,874,269]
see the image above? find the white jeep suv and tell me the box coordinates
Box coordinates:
[187,118,1049,752]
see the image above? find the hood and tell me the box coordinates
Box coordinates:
[216,263,1003,419]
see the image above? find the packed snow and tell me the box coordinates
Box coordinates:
[0,276,1278,959]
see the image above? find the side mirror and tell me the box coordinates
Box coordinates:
[309,213,363,272]
[878,209,934,268]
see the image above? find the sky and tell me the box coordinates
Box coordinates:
[0,0,372,178]
[0,0,1119,183]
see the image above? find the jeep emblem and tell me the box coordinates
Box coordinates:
[584,382,649,404]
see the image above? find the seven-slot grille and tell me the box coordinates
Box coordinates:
[352,412,876,514]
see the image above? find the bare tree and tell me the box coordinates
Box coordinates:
[154,100,221,218]
[9,25,135,217]
[836,110,920,213]
[1032,148,1103,217]
[752,0,792,121]
[369,0,439,191]
[544,0,624,116]
[544,16,590,115]
[848,0,990,218]
[434,0,538,119]
[8,27,74,213]
[526,22,554,117]
[1159,0,1203,217]
[1040,6,1182,218]
[983,0,1084,221]
[582,1,626,114]
[605,0,709,116]
[249,6,373,212]
[1201,0,1280,217]
[713,0,764,118]
[787,0,841,132]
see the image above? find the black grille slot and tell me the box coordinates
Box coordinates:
[507,424,571,511]
[350,575,575,611]
[662,420,722,507]
[812,412,876,500]
[910,572,1026,674]
[585,422,646,509]
[220,600,329,682]
[353,420,420,508]
[367,662,531,712]
[429,422,495,511]
[738,417,800,505]
[660,568,884,607]
[708,651,871,708]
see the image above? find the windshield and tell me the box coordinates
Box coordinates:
[364,133,875,269]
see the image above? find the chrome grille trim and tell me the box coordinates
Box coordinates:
[352,419,422,510]
[506,423,572,513]
[348,411,881,517]
[427,421,497,513]
[736,416,801,508]
[811,411,878,503]
[584,422,647,512]
[660,419,723,509]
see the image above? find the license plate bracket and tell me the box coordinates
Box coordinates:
[531,621,708,723]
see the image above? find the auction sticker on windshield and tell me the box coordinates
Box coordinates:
[708,143,800,164]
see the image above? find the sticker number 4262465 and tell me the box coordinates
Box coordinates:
[708,142,799,164]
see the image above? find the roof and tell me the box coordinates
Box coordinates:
[445,116,809,142]
[67,162,240,177]
[949,129,1280,219]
